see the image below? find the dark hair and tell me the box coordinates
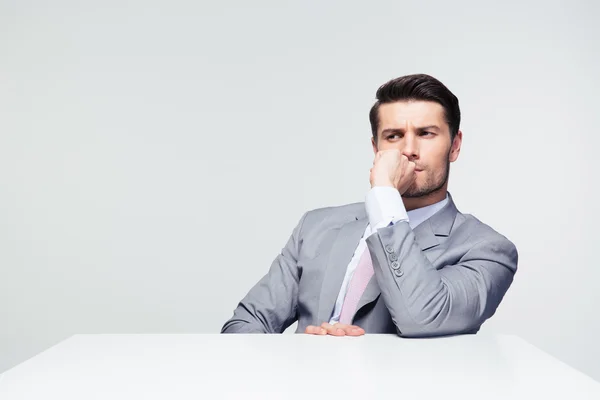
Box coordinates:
[369,74,461,142]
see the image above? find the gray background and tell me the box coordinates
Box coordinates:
[1,0,599,381]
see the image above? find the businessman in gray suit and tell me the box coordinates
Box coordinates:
[221,73,518,337]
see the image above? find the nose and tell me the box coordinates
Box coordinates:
[402,133,419,161]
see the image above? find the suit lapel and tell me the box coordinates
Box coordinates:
[316,216,369,324]
[412,218,440,251]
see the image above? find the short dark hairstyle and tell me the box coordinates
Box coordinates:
[369,74,461,143]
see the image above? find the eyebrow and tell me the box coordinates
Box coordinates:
[380,125,441,136]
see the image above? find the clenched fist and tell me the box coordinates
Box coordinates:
[370,149,418,194]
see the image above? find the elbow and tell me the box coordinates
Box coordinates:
[221,312,289,334]
[394,316,482,338]
[221,319,268,334]
[392,293,484,338]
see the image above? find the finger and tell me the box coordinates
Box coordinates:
[323,323,346,336]
[376,150,394,161]
[321,322,343,336]
[332,323,351,336]
[407,165,417,185]
[304,325,317,334]
[336,324,364,336]
[349,325,366,336]
[305,325,327,335]
[401,158,417,178]
[401,154,411,169]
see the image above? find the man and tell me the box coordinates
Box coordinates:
[221,73,518,337]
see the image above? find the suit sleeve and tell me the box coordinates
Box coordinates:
[220,212,308,333]
[365,222,518,337]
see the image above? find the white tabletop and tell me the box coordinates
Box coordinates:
[0,333,598,399]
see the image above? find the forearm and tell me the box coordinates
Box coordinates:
[221,302,276,334]
[366,222,517,337]
[221,321,268,333]
[220,256,301,334]
[220,212,308,334]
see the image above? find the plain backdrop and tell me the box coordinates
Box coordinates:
[1,0,599,382]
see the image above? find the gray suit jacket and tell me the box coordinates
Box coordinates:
[221,194,518,337]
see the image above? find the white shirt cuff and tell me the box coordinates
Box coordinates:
[365,186,408,231]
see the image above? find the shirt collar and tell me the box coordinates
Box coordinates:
[407,193,449,229]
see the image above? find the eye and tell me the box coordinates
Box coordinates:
[420,131,434,137]
[387,134,401,140]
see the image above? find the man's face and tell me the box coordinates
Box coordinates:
[372,100,461,198]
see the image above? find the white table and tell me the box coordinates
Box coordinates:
[0,334,598,399]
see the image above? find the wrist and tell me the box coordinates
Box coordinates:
[370,178,395,189]
[365,186,408,229]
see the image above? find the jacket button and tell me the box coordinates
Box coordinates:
[391,261,400,270]
[385,245,394,253]
[394,269,404,277]
[389,253,398,261]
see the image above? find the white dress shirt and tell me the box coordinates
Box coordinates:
[328,187,449,324]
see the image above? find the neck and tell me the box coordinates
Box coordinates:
[402,186,448,212]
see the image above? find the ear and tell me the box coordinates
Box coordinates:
[449,130,462,163]
[371,137,378,155]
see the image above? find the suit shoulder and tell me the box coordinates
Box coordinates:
[299,202,365,230]
[305,201,364,218]
[455,212,518,253]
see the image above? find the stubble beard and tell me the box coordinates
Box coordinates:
[402,156,451,199]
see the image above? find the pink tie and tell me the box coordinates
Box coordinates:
[338,247,374,325]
